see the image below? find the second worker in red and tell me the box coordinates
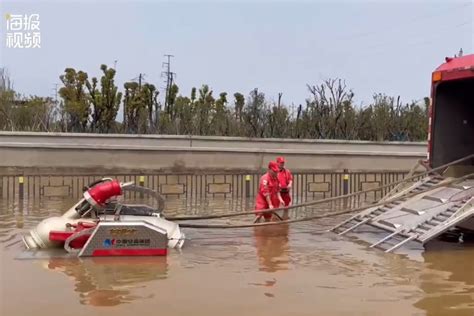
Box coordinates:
[254,158,293,222]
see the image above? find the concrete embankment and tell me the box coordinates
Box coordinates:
[0,132,427,174]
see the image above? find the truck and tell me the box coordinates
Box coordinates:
[428,53,474,174]
[331,53,474,253]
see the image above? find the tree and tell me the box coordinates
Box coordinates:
[211,92,229,136]
[0,69,13,130]
[306,78,355,139]
[123,81,144,133]
[58,68,90,132]
[85,64,122,133]
[142,83,160,133]
[11,97,55,131]
[243,88,268,137]
[233,92,245,122]
[268,103,290,138]
[194,85,215,135]
[2,65,430,141]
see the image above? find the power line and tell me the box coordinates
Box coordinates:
[131,73,146,85]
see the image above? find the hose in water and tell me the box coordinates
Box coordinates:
[166,154,474,221]
[178,173,474,229]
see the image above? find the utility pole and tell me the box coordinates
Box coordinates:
[169,72,174,94]
[161,54,174,113]
[124,73,146,132]
[131,73,146,86]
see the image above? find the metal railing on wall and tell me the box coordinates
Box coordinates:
[0,170,422,203]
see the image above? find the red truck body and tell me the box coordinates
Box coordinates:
[428,54,474,168]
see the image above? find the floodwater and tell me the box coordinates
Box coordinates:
[1,196,474,316]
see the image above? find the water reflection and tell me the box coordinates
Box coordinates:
[44,256,168,306]
[253,223,290,273]
[5,195,474,315]
[415,241,474,316]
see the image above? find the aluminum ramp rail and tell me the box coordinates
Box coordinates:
[331,176,444,235]
[331,177,474,253]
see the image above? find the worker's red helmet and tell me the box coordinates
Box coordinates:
[276,156,285,164]
[268,161,279,173]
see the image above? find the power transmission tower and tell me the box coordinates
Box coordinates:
[51,83,58,103]
[49,83,60,124]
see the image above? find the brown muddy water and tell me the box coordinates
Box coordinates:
[1,196,474,316]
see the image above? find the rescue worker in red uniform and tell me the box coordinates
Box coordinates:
[254,161,285,223]
[276,156,293,219]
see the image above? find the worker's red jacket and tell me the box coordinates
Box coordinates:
[277,168,293,194]
[255,173,281,210]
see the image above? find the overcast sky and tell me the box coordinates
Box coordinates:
[1,0,473,117]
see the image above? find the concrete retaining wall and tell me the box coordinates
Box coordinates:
[0,132,428,174]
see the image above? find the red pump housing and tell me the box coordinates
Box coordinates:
[84,179,123,207]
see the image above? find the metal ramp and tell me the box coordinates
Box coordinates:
[331,176,444,235]
[331,176,474,253]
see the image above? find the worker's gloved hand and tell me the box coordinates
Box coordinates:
[269,204,275,209]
